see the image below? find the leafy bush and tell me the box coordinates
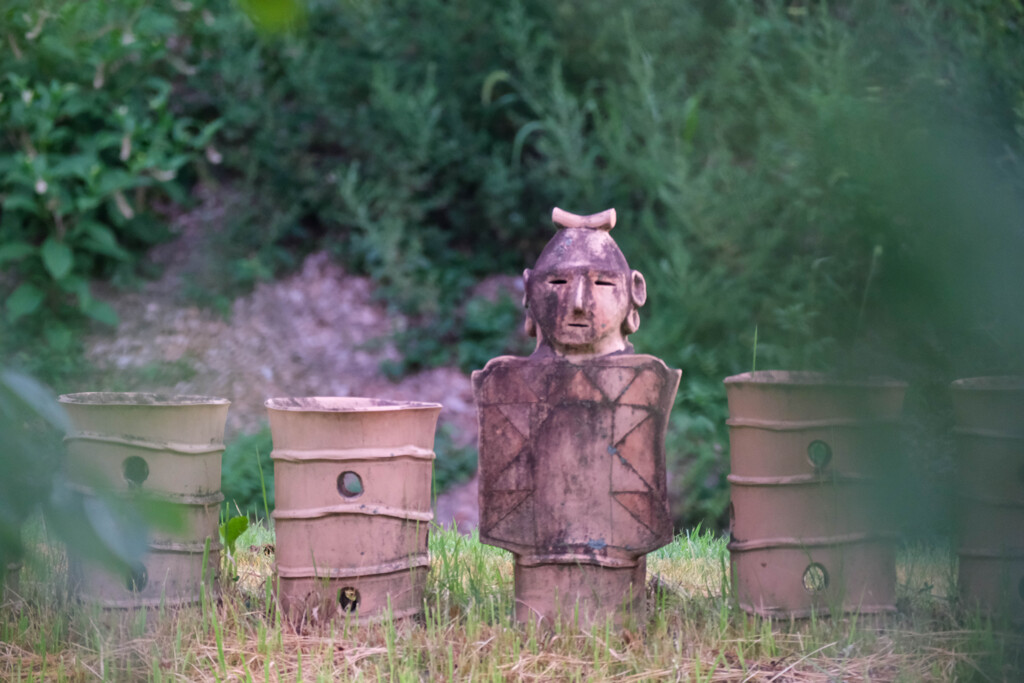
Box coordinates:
[143,0,1024,528]
[0,0,220,374]
[6,0,1023,531]
[176,0,551,313]
[478,0,1024,528]
[432,424,478,498]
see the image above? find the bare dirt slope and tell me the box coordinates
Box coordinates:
[84,187,480,529]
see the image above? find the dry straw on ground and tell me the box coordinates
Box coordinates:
[2,526,1021,681]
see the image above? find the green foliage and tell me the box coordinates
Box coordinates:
[666,377,733,530]
[174,0,556,319]
[456,295,534,373]
[220,426,274,519]
[218,515,249,559]
[0,368,153,578]
[385,293,532,378]
[0,0,221,365]
[472,0,1024,529]
[432,424,477,497]
[5,0,1024,531]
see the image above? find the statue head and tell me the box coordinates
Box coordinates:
[523,207,647,359]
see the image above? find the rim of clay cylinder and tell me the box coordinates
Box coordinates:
[265,397,442,412]
[59,392,230,406]
[724,370,905,387]
[950,376,1024,392]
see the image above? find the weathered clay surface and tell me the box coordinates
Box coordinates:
[267,397,440,625]
[474,207,680,628]
[950,376,1024,622]
[723,371,906,617]
[522,207,647,360]
[69,549,220,609]
[58,392,228,608]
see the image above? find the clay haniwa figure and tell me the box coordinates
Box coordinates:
[473,207,680,628]
[524,208,647,359]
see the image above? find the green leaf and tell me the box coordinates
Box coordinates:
[41,238,73,280]
[95,169,139,195]
[0,369,72,432]
[5,283,44,322]
[238,0,305,32]
[0,242,35,264]
[43,323,74,351]
[682,95,700,144]
[82,495,150,565]
[49,154,96,179]
[219,515,249,557]
[82,298,119,327]
[80,221,131,260]
[2,193,40,214]
[481,70,511,105]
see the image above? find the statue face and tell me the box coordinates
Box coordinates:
[523,214,647,359]
[527,266,632,357]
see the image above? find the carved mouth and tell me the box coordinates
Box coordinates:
[567,323,588,328]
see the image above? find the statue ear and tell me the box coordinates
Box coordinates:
[624,309,640,335]
[630,270,647,308]
[522,269,537,337]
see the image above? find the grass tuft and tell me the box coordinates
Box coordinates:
[1,524,1021,681]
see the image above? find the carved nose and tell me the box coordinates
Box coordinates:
[572,279,586,312]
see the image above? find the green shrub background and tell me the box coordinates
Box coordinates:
[3,0,1023,530]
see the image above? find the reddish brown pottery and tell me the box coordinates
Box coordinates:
[59,392,228,608]
[267,397,441,624]
[474,207,680,629]
[950,376,1024,622]
[723,372,906,617]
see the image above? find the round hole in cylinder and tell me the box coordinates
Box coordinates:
[339,586,360,612]
[807,440,832,470]
[802,562,829,593]
[125,563,148,593]
[337,471,363,499]
[122,456,149,486]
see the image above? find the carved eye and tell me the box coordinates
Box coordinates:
[548,278,567,285]
[595,280,615,287]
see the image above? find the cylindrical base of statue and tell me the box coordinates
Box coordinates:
[513,557,646,629]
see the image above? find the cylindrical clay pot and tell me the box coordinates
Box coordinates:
[724,371,906,617]
[267,397,441,623]
[950,376,1024,622]
[59,392,228,608]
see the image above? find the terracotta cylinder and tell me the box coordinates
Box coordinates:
[950,376,1024,621]
[724,371,906,617]
[59,392,228,608]
[267,397,441,623]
